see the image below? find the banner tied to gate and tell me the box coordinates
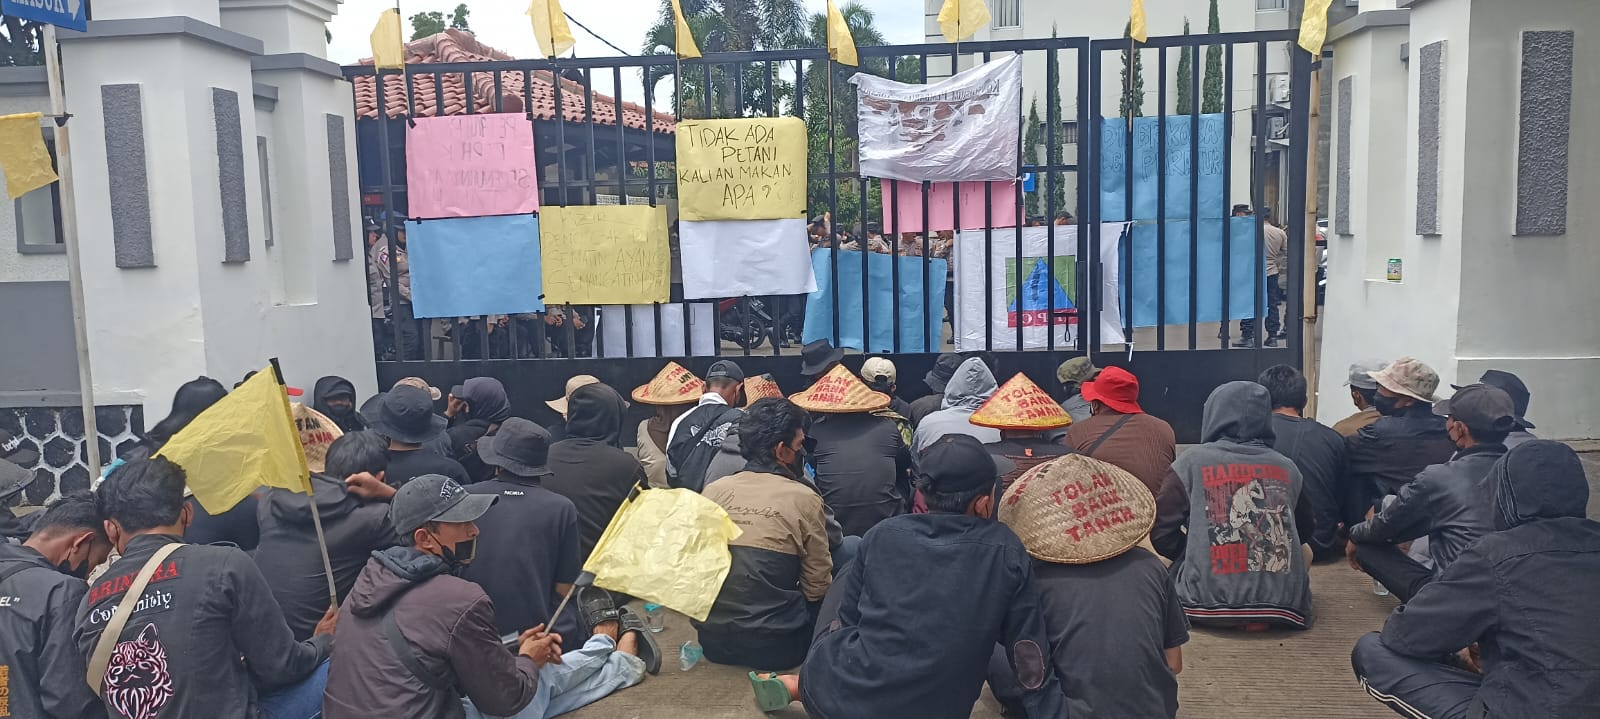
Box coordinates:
[676,117,806,221]
[852,53,1024,183]
[406,115,539,219]
[540,205,671,305]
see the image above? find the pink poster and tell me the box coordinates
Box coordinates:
[406,115,539,219]
[879,180,1021,233]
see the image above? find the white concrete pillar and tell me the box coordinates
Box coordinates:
[218,0,342,58]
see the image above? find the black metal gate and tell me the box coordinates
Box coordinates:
[343,28,1314,441]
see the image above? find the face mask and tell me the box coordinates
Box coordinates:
[1371,393,1403,417]
[57,554,90,580]
[429,532,477,574]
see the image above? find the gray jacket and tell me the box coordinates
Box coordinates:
[0,543,100,719]
[1348,444,1505,573]
[911,358,1001,453]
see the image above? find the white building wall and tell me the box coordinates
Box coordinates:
[0,91,67,285]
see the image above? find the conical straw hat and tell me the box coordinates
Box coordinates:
[744,374,784,407]
[631,362,704,406]
[292,403,344,474]
[788,365,889,414]
[970,373,1073,430]
[999,454,1156,564]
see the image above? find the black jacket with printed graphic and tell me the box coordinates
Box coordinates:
[0,543,101,719]
[73,534,331,719]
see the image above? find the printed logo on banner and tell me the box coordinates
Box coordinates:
[1202,463,1295,576]
[1004,256,1077,328]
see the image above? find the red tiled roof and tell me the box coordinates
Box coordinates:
[351,30,675,134]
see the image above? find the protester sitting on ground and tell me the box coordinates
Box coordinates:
[445,377,514,483]
[1342,357,1456,528]
[544,374,599,442]
[698,398,832,670]
[255,431,399,641]
[1351,441,1600,719]
[0,435,38,541]
[969,372,1078,494]
[1258,364,1349,562]
[1063,366,1177,497]
[1151,381,1315,629]
[0,492,112,719]
[545,383,646,564]
[861,356,915,426]
[991,454,1186,718]
[630,362,704,489]
[908,352,963,426]
[1461,369,1538,448]
[743,374,784,407]
[323,475,656,719]
[666,360,746,492]
[312,375,367,433]
[790,366,911,537]
[1054,356,1099,426]
[1332,359,1387,437]
[361,377,457,458]
[798,339,845,386]
[748,434,1064,719]
[464,418,582,640]
[78,457,334,719]
[697,375,786,491]
[370,385,470,487]
[1345,383,1514,603]
[912,357,1002,453]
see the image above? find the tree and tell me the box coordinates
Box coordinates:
[1175,18,1194,115]
[0,14,44,67]
[1202,0,1223,114]
[1024,98,1042,217]
[410,3,471,40]
[1120,22,1144,118]
[643,0,808,117]
[1046,27,1069,215]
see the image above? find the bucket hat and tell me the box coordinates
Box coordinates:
[1055,357,1097,386]
[1079,366,1142,414]
[393,376,442,401]
[999,454,1156,564]
[547,374,600,416]
[1343,359,1386,390]
[799,340,846,377]
[1367,356,1440,403]
[970,373,1073,431]
[477,418,555,478]
[369,385,448,445]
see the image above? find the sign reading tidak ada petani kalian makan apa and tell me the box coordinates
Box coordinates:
[676,117,807,221]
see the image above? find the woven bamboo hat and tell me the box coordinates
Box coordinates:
[999,454,1156,564]
[788,365,889,413]
[631,362,705,406]
[744,374,784,407]
[292,403,344,474]
[970,373,1073,430]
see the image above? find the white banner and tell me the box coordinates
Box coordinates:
[679,218,818,299]
[953,224,1128,351]
[599,303,717,358]
[852,54,1024,183]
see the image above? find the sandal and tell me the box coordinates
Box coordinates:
[617,607,662,675]
[576,586,620,634]
[748,672,793,712]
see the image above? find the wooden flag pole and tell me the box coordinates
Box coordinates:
[271,358,340,611]
[544,483,642,632]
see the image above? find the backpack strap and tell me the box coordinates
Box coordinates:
[86,542,184,695]
[1083,414,1136,456]
[0,561,36,586]
[382,609,452,689]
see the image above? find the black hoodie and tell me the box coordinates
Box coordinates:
[545,384,647,562]
[313,376,367,433]
[447,377,514,483]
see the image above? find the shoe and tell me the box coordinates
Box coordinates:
[617,607,662,674]
[1232,338,1255,348]
[576,586,621,634]
[748,672,793,712]
[1264,336,1278,347]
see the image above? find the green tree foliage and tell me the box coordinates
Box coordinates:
[410,3,471,40]
[643,0,807,117]
[1024,98,1042,217]
[0,14,43,67]
[1176,19,1194,115]
[1120,22,1144,118]
[1045,30,1069,215]
[1203,0,1223,114]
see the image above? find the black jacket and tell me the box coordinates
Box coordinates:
[1376,441,1600,718]
[1348,444,1505,573]
[1268,413,1347,558]
[312,376,366,433]
[808,412,911,537]
[1342,405,1456,523]
[666,401,743,492]
[0,543,100,719]
[545,385,647,562]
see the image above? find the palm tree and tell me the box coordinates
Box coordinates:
[642,0,807,117]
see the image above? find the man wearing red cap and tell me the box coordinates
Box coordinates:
[1063,367,1176,496]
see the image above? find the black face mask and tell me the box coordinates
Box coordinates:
[57,557,90,580]
[1372,393,1404,417]
[433,535,477,575]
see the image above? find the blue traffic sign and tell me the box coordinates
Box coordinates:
[1021,172,1037,193]
[1,0,86,32]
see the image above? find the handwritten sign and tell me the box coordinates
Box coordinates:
[539,205,670,305]
[806,374,853,406]
[880,179,1019,233]
[406,114,539,219]
[676,117,806,221]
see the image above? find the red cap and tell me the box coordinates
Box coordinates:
[1079,366,1141,414]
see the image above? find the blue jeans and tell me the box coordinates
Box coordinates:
[464,634,645,719]
[258,659,330,719]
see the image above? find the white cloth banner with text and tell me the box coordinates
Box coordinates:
[852,53,1024,182]
[679,218,818,299]
[953,224,1128,351]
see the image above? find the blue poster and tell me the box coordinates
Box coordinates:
[1122,217,1264,327]
[406,215,544,318]
[803,249,947,353]
[1098,114,1227,223]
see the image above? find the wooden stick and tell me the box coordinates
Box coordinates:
[307,491,340,610]
[1301,63,1323,419]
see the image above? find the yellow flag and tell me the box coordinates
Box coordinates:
[1298,0,1335,56]
[0,113,57,200]
[670,0,701,59]
[937,0,990,43]
[527,0,576,59]
[583,488,741,621]
[1130,0,1148,43]
[826,0,858,66]
[370,8,405,70]
[156,367,310,514]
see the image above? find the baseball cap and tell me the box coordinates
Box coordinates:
[706,360,746,384]
[0,429,39,468]
[1434,384,1517,433]
[916,434,1014,494]
[389,474,497,537]
[1344,359,1386,390]
[1456,370,1534,429]
[861,357,897,389]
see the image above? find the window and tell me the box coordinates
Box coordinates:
[991,0,1020,28]
[14,131,63,254]
[1256,0,1287,9]
[1060,121,1079,145]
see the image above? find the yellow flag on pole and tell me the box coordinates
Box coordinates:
[0,113,57,200]
[370,8,406,70]
[937,0,990,43]
[527,0,576,59]
[826,0,858,66]
[1298,0,1335,57]
[1130,0,1149,43]
[583,488,741,621]
[670,0,702,59]
[156,367,310,514]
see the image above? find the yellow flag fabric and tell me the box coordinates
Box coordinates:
[370,8,406,70]
[583,488,741,621]
[825,0,858,66]
[156,367,310,515]
[1298,0,1335,56]
[527,0,576,59]
[1130,0,1148,43]
[0,113,57,201]
[670,0,702,59]
[937,0,990,43]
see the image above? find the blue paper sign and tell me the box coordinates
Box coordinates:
[1121,217,1264,327]
[803,249,947,353]
[1098,114,1227,223]
[406,215,544,318]
[1021,172,1037,193]
[1,0,87,32]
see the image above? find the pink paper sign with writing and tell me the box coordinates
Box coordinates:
[406,114,539,218]
[879,180,1020,233]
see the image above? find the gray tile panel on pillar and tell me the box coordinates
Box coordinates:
[1515,30,1573,237]
[1416,41,1444,236]
[1336,75,1353,236]
[101,84,154,268]
[258,136,275,247]
[326,113,353,261]
[213,88,250,263]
